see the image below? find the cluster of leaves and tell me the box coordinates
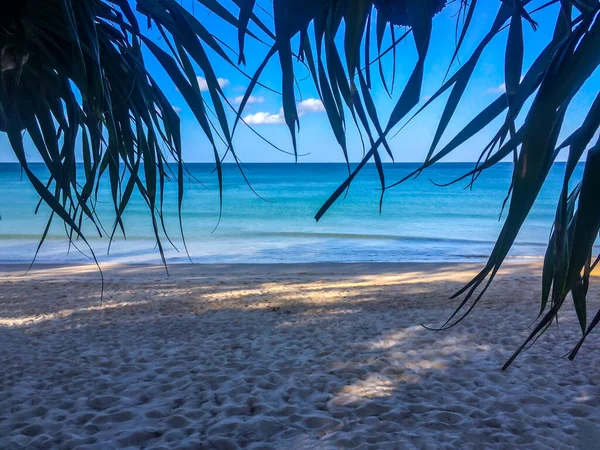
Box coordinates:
[2,0,600,365]
[0,0,275,268]
[0,0,190,270]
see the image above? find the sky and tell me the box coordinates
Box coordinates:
[0,0,598,164]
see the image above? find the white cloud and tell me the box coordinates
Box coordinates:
[243,98,324,125]
[231,95,265,105]
[172,105,183,114]
[244,109,286,125]
[297,98,325,113]
[197,76,229,91]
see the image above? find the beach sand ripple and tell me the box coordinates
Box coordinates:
[0,262,599,449]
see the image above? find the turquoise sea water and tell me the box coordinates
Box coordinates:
[0,162,583,264]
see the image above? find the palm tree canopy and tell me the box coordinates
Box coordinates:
[1,0,600,366]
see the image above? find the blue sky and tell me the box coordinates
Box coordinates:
[0,0,598,164]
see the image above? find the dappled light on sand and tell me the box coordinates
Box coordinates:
[1,262,600,448]
[336,375,396,402]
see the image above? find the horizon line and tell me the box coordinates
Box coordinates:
[0,160,580,165]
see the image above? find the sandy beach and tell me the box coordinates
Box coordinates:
[1,262,599,449]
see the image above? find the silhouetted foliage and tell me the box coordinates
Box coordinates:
[1,0,600,366]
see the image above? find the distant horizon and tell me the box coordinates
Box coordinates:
[0,160,583,165]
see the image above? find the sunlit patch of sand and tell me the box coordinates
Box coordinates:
[337,375,395,400]
[0,300,151,326]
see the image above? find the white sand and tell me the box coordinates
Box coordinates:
[0,262,599,449]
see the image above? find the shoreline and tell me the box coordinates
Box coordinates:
[0,255,547,267]
[0,259,545,270]
[0,252,548,267]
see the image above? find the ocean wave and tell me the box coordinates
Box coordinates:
[243,231,550,247]
[0,230,555,247]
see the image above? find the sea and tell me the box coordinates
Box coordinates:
[0,162,583,265]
